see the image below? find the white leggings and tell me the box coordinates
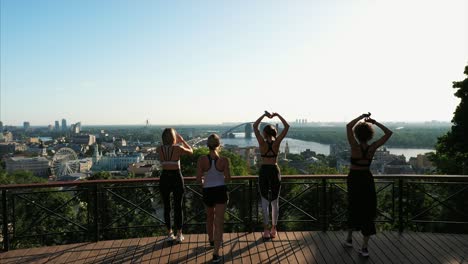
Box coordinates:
[261,197,279,226]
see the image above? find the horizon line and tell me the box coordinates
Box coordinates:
[1,120,452,127]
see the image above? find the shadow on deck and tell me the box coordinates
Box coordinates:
[1,231,467,264]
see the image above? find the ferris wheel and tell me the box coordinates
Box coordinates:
[52,147,79,177]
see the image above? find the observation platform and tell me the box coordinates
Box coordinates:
[1,231,467,263]
[1,175,467,263]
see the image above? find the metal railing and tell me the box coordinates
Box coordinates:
[1,174,467,251]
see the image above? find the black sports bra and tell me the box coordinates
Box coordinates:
[261,141,277,158]
[160,145,180,165]
[350,145,372,167]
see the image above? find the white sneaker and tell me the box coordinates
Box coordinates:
[343,239,353,248]
[167,232,175,241]
[359,248,369,257]
[176,233,185,243]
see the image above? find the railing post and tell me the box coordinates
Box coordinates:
[398,178,404,233]
[248,179,253,232]
[93,184,100,242]
[321,178,328,231]
[2,190,9,251]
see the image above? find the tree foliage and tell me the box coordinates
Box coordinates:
[432,65,468,174]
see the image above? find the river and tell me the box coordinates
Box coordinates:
[221,133,434,160]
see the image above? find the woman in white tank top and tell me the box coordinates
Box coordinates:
[196,134,231,263]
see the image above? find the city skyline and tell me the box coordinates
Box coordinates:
[1,0,467,125]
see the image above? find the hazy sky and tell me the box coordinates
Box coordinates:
[1,0,467,125]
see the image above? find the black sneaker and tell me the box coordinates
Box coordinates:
[210,240,214,247]
[359,248,369,257]
[212,254,221,263]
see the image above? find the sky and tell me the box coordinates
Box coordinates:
[1,0,467,126]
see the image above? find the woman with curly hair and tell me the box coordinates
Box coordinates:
[344,113,392,257]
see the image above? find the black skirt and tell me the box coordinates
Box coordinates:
[347,169,377,236]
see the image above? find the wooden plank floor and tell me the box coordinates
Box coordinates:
[1,231,467,264]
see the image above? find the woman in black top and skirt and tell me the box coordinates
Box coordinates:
[345,113,392,257]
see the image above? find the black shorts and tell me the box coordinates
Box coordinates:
[203,185,228,207]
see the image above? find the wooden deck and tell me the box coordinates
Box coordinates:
[1,231,467,264]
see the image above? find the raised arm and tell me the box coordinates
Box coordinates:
[367,118,393,148]
[176,134,193,155]
[272,112,290,142]
[346,113,370,146]
[253,113,269,144]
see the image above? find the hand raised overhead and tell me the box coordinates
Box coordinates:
[365,117,376,124]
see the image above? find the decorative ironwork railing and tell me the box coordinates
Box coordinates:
[1,175,467,251]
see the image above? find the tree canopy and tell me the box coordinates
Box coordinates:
[432,65,468,174]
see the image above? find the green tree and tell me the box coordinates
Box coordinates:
[427,65,468,234]
[0,170,84,248]
[432,65,468,174]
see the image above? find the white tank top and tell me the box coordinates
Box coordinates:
[203,156,225,188]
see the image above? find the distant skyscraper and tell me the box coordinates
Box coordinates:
[55,121,60,131]
[23,121,30,130]
[0,121,3,131]
[61,119,67,131]
[72,122,81,134]
[48,124,53,131]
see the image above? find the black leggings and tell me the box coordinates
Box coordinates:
[258,164,281,201]
[160,170,185,231]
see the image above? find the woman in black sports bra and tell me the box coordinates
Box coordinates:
[157,128,193,243]
[344,113,392,257]
[253,111,290,239]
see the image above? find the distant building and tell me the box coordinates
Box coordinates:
[118,145,140,153]
[92,144,145,171]
[225,145,258,166]
[0,143,17,155]
[114,138,127,147]
[284,141,290,160]
[72,135,96,145]
[79,158,93,172]
[128,162,156,176]
[5,156,50,177]
[27,137,41,144]
[48,124,54,131]
[0,121,3,131]
[70,122,81,134]
[300,149,316,159]
[0,132,13,143]
[55,121,60,131]
[23,122,30,131]
[61,119,67,131]
[384,158,413,174]
[245,123,252,139]
[409,154,435,173]
[0,143,27,155]
[144,152,160,166]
